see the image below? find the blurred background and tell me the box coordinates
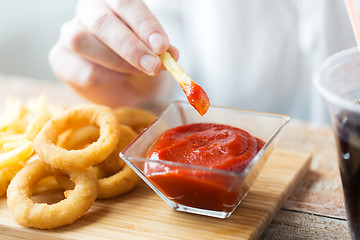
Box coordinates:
[0,0,357,124]
[0,0,75,81]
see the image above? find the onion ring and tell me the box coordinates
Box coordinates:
[57,125,109,179]
[97,125,140,199]
[96,151,126,176]
[56,125,119,176]
[97,164,140,199]
[34,105,120,170]
[56,124,140,199]
[114,107,156,134]
[6,156,98,229]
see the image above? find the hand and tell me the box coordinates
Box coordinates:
[49,0,178,107]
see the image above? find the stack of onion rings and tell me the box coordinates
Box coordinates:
[6,103,156,229]
[56,124,141,199]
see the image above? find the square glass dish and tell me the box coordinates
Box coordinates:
[120,101,290,218]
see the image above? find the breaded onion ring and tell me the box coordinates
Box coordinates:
[56,125,122,176]
[96,152,126,175]
[34,105,120,170]
[97,164,140,199]
[56,124,140,199]
[114,107,156,134]
[6,156,98,229]
[57,125,109,179]
[97,125,140,198]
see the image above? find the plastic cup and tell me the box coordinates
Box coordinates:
[314,46,360,239]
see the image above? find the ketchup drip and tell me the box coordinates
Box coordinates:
[180,82,210,116]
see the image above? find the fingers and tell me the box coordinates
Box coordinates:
[49,43,155,107]
[76,0,163,75]
[50,0,181,106]
[104,0,169,54]
[49,43,128,87]
[59,19,142,75]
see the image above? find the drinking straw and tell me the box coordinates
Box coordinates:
[344,0,360,51]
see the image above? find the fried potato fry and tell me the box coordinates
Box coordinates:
[2,139,28,152]
[25,107,51,141]
[0,97,29,133]
[32,176,63,193]
[0,96,54,200]
[160,52,210,116]
[0,141,33,169]
[0,134,27,147]
[25,95,52,141]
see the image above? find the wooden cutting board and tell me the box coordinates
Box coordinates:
[0,148,311,240]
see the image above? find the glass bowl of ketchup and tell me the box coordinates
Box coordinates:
[120,101,290,219]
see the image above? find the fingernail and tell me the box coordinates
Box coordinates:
[148,33,165,52]
[140,54,158,74]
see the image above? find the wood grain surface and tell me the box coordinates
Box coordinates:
[0,149,310,240]
[262,121,351,239]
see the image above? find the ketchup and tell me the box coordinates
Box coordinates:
[181,82,210,116]
[145,123,265,212]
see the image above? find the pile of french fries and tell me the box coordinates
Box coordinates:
[0,96,61,196]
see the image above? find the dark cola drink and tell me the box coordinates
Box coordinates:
[335,111,360,239]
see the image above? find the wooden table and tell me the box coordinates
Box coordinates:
[0,74,351,239]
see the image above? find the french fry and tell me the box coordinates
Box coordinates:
[25,108,51,141]
[27,95,62,117]
[3,139,28,152]
[160,52,193,86]
[25,95,50,141]
[0,134,27,147]
[0,141,33,169]
[0,97,29,133]
[0,96,58,198]
[160,52,210,116]
[1,160,26,181]
[33,176,62,193]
